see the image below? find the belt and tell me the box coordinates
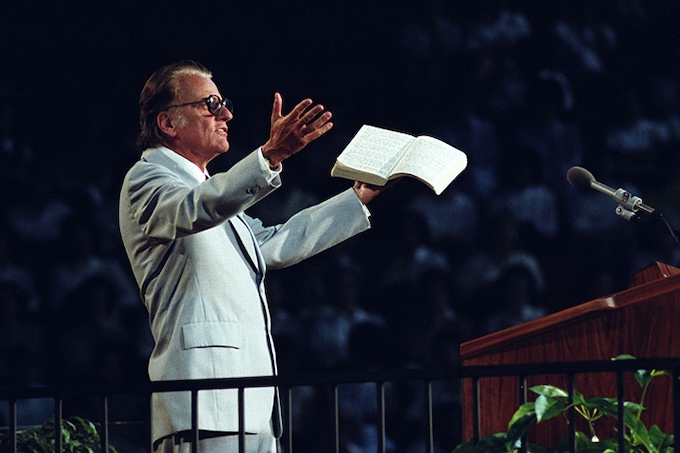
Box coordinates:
[153,430,238,450]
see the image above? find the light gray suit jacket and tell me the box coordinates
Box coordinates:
[118,146,371,443]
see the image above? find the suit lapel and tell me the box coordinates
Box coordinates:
[228,215,261,275]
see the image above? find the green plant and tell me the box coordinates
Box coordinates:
[453,355,674,453]
[0,416,118,453]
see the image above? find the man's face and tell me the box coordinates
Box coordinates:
[171,74,233,162]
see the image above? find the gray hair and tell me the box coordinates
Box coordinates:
[136,60,212,150]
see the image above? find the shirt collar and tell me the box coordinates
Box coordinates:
[155,146,210,182]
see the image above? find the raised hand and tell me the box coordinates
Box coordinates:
[262,92,333,167]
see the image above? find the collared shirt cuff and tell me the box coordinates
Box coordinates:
[258,147,282,179]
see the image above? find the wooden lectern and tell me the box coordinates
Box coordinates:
[460,262,680,448]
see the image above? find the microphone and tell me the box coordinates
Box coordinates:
[566,166,656,219]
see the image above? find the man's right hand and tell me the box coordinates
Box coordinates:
[262,92,333,167]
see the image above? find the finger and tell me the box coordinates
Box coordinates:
[304,121,333,141]
[305,111,333,131]
[299,104,326,123]
[289,98,314,119]
[383,179,402,190]
[271,92,283,121]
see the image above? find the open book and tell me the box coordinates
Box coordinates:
[330,125,467,195]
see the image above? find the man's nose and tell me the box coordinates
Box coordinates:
[217,106,233,121]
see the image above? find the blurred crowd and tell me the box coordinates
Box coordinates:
[3,1,680,452]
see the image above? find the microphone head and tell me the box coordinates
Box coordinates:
[567,166,595,190]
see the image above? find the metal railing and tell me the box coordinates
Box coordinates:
[2,358,680,452]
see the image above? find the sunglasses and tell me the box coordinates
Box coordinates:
[165,94,233,116]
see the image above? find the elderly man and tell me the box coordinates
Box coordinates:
[119,60,386,452]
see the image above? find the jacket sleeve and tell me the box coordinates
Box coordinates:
[122,150,280,242]
[248,188,372,270]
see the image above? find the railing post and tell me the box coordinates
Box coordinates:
[566,373,576,453]
[54,397,63,453]
[674,366,680,453]
[238,387,246,453]
[333,384,340,453]
[518,375,527,453]
[148,393,153,452]
[149,393,156,453]
[377,381,386,453]
[191,389,199,453]
[9,399,16,453]
[100,395,109,453]
[424,380,433,453]
[284,387,293,453]
[616,370,625,452]
[472,376,480,443]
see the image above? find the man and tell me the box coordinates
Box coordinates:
[119,60,387,452]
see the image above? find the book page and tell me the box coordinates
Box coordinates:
[336,125,414,179]
[392,135,465,183]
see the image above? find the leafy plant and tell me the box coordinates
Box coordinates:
[0,416,118,453]
[453,355,673,453]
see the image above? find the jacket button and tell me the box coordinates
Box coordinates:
[247,184,261,194]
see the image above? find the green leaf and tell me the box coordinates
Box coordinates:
[635,368,653,388]
[625,414,656,451]
[452,439,475,453]
[530,384,569,398]
[508,402,536,427]
[454,433,511,452]
[612,354,636,361]
[0,415,116,453]
[648,424,674,450]
[580,396,618,416]
[623,400,646,415]
[73,416,98,438]
[452,438,476,453]
[61,426,72,445]
[525,443,550,453]
[506,403,538,444]
[651,369,672,378]
[534,394,568,423]
[573,430,591,443]
[534,394,550,422]
[475,433,512,452]
[570,392,587,406]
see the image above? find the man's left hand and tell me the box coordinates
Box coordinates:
[353,180,401,204]
[262,92,333,167]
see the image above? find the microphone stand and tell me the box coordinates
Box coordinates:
[627,209,680,248]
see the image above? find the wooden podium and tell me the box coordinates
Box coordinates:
[460,262,680,448]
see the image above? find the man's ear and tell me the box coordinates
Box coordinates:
[156,111,178,138]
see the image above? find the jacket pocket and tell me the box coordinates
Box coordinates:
[181,321,242,350]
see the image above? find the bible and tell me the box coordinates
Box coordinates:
[330,125,467,195]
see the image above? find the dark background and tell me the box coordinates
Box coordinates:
[2,1,680,186]
[1,1,410,183]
